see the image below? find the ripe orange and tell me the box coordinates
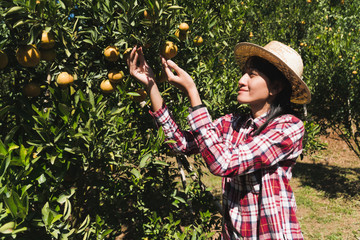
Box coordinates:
[108,69,125,83]
[23,82,41,97]
[40,31,55,49]
[132,89,147,102]
[144,10,151,19]
[0,50,8,69]
[100,79,116,93]
[104,46,120,62]
[16,45,41,67]
[161,41,178,59]
[175,29,187,41]
[40,48,56,61]
[57,72,74,87]
[179,22,189,32]
[193,36,204,46]
[123,48,132,59]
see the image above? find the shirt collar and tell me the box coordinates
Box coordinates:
[252,112,268,129]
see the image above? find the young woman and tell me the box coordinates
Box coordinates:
[127,41,311,240]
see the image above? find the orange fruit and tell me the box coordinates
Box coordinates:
[100,79,116,93]
[144,10,151,19]
[104,46,120,62]
[40,48,56,61]
[16,45,41,67]
[108,69,125,83]
[179,22,189,32]
[0,50,8,69]
[175,29,187,41]
[57,72,74,87]
[123,47,132,59]
[193,36,204,46]
[132,89,147,102]
[23,82,41,97]
[161,41,178,59]
[40,31,55,49]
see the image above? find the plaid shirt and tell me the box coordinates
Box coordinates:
[150,105,304,240]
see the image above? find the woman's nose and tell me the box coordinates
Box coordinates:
[239,73,249,85]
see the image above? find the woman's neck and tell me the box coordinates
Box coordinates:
[251,102,271,118]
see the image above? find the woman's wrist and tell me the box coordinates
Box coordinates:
[187,87,202,107]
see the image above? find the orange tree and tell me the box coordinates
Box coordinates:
[0,0,240,239]
[1,0,360,239]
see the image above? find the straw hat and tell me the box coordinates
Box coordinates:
[234,41,311,104]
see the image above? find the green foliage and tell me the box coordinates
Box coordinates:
[303,120,327,156]
[1,0,360,238]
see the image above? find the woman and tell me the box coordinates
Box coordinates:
[127,41,311,240]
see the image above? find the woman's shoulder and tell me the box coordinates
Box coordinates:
[270,114,305,135]
[276,113,303,124]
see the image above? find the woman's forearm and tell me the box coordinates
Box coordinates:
[146,79,164,112]
[187,87,202,107]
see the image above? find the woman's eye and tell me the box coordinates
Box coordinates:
[249,72,256,77]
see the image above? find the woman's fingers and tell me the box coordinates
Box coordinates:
[160,56,175,80]
[166,59,183,76]
[129,47,137,63]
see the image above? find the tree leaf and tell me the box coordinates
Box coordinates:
[139,153,151,168]
[0,222,15,234]
[5,6,25,16]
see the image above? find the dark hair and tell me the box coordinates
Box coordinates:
[243,56,293,135]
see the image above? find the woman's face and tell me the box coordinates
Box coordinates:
[237,67,278,117]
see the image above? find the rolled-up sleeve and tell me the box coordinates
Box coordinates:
[149,104,207,155]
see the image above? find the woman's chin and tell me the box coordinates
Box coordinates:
[237,96,248,104]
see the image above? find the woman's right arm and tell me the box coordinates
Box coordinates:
[127,46,202,154]
[127,46,163,112]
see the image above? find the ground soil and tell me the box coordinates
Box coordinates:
[292,130,360,239]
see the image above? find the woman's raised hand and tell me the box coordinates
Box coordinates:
[127,46,155,87]
[161,56,202,107]
[161,56,197,95]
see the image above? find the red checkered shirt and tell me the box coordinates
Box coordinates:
[150,105,304,240]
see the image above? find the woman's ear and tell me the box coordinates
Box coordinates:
[269,81,284,96]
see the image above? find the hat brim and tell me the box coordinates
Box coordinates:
[234,42,311,104]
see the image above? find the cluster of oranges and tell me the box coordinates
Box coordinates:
[1,20,204,102]
[163,22,204,59]
[102,46,147,102]
[16,31,56,97]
